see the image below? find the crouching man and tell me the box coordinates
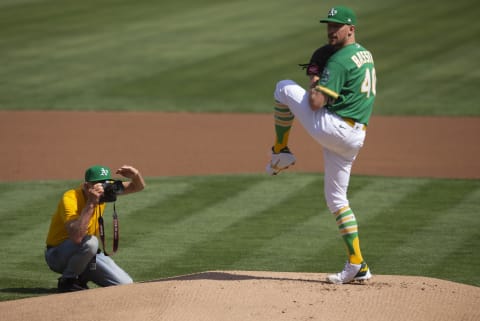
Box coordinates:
[45,165,145,292]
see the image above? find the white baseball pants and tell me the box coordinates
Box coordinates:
[274,80,366,212]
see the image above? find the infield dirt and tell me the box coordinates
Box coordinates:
[0,111,479,321]
[1,111,479,181]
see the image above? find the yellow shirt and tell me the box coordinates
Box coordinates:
[46,185,105,247]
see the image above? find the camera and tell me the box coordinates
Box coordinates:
[99,180,124,203]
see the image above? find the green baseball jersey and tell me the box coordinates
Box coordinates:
[316,43,376,125]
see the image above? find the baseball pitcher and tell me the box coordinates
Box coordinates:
[266,6,376,284]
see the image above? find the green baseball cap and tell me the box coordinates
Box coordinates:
[320,6,357,25]
[85,165,112,182]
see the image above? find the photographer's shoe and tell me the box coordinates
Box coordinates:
[77,274,90,289]
[57,277,88,293]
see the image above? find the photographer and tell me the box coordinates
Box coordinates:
[44,165,146,292]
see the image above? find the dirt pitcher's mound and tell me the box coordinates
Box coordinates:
[1,271,479,321]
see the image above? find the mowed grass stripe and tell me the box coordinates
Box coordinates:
[119,175,266,237]
[240,178,429,273]
[361,0,480,116]
[0,183,67,285]
[0,181,68,241]
[0,185,68,283]
[0,0,312,109]
[366,179,480,285]
[399,187,480,285]
[112,25,323,112]
[0,181,65,217]
[118,174,318,279]
[233,209,329,272]
[108,179,195,220]
[162,176,326,275]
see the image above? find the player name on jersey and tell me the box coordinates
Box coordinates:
[351,50,374,68]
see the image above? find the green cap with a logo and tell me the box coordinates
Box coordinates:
[320,6,357,25]
[85,165,112,182]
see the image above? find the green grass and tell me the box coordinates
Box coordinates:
[1,174,479,301]
[0,0,479,115]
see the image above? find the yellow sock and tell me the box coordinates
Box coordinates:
[274,131,290,153]
[349,237,364,265]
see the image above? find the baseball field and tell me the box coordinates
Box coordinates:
[1,0,479,320]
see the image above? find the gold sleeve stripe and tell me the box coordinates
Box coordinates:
[315,85,339,99]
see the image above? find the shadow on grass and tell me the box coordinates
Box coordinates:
[147,271,335,284]
[0,287,57,296]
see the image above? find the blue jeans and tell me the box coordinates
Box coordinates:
[45,235,133,286]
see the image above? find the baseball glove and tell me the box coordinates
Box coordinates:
[299,44,336,76]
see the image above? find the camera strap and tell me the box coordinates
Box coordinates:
[98,203,119,256]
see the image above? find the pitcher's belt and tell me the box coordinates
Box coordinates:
[342,117,367,131]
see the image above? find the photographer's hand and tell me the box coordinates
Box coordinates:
[116,165,146,194]
[86,182,104,204]
[116,165,139,179]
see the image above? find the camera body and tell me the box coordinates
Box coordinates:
[100,180,125,203]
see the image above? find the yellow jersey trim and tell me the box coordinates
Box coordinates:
[315,85,339,99]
